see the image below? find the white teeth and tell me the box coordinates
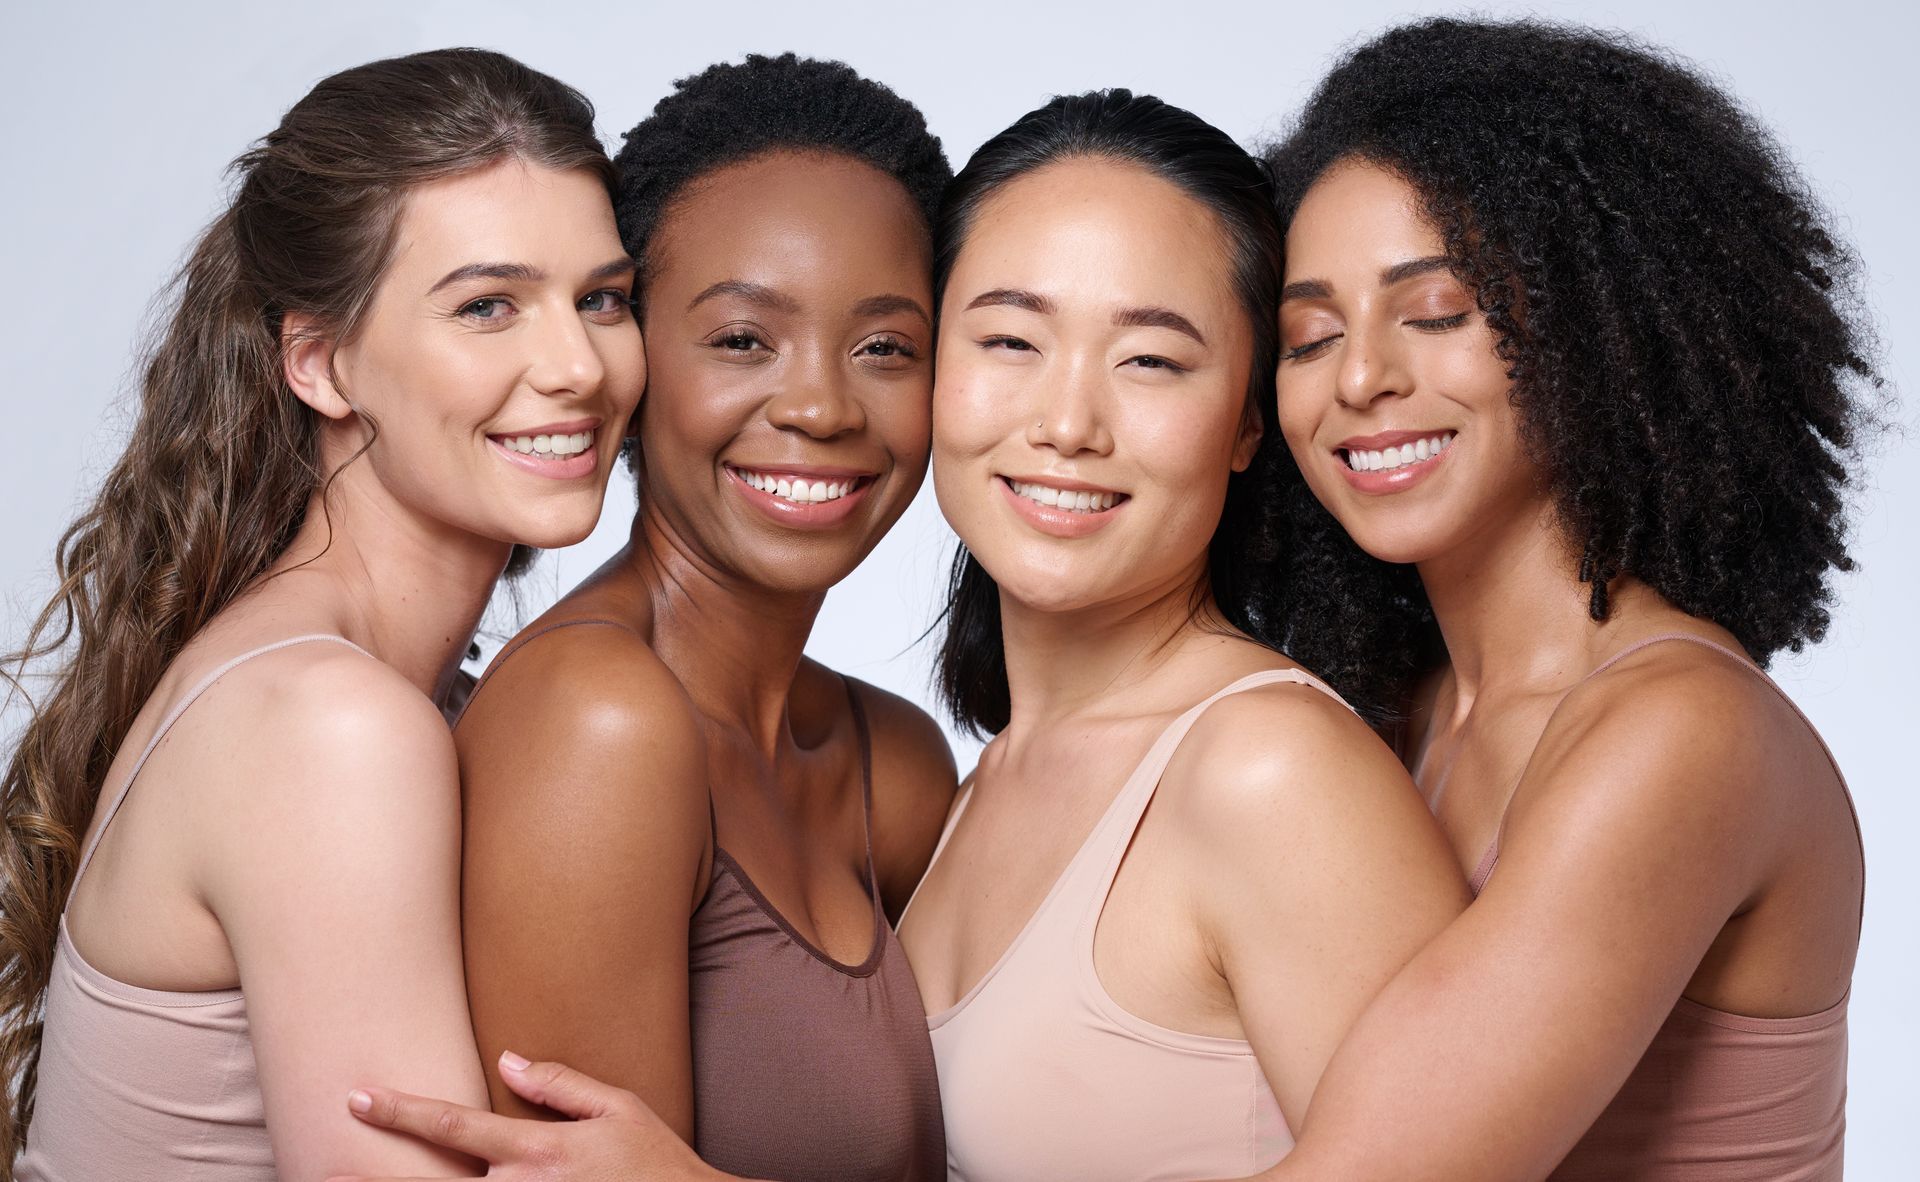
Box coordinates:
[734,468,858,505]
[1009,480,1118,514]
[1343,432,1455,473]
[499,429,596,457]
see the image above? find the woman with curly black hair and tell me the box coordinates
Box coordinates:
[1249,18,1872,1180]
[410,53,955,1182]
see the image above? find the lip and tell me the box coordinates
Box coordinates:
[486,418,605,482]
[1333,429,1456,495]
[996,475,1127,539]
[724,463,876,530]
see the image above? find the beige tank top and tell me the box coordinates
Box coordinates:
[16,634,368,1181]
[912,668,1350,1180]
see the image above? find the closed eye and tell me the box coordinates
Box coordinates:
[1406,312,1470,332]
[1283,334,1340,361]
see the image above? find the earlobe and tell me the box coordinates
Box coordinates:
[281,313,352,421]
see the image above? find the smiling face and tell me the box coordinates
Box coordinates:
[1276,159,1546,565]
[933,156,1259,616]
[632,150,934,594]
[325,158,644,552]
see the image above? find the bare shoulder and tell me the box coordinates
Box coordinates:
[1525,641,1796,836]
[457,617,707,832]
[1161,672,1415,835]
[835,670,958,912]
[463,619,701,746]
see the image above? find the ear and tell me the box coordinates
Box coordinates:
[281,312,352,421]
[1230,398,1265,473]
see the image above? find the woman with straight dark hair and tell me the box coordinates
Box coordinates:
[1251,17,1871,1180]
[1,48,643,1179]
[893,87,1464,1181]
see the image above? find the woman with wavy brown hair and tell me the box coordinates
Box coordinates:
[0,48,643,1180]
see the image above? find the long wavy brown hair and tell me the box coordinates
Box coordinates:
[0,47,613,1160]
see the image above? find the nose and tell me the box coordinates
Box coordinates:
[1025,353,1112,457]
[765,344,865,439]
[1333,316,1413,411]
[526,301,608,397]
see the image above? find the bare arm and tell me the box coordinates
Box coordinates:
[1255,661,1792,1180]
[210,652,490,1180]
[1173,686,1470,1129]
[457,624,709,1138]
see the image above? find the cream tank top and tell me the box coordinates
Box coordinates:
[16,635,368,1181]
[912,669,1344,1181]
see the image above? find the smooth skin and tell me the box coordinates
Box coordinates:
[899,156,1468,1132]
[1242,160,1863,1180]
[451,149,956,1154]
[328,156,1470,1182]
[64,158,644,1180]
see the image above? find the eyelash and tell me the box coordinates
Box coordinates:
[1282,311,1472,361]
[456,289,635,325]
[858,334,919,360]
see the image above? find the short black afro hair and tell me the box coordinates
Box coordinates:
[611,52,950,275]
[1259,17,1880,707]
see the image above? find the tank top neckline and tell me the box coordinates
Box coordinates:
[471,616,889,976]
[704,671,887,978]
[61,632,372,1004]
[920,666,1349,1030]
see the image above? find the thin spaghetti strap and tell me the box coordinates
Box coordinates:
[71,633,369,889]
[841,676,880,892]
[1469,631,1859,900]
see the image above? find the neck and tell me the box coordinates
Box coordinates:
[622,506,826,756]
[1416,495,1609,711]
[998,558,1216,736]
[265,468,508,701]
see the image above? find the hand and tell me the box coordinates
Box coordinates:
[326,1050,717,1182]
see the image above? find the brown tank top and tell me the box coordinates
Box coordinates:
[688,680,945,1181]
[1455,633,1858,1181]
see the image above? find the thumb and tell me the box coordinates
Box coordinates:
[496,1050,635,1121]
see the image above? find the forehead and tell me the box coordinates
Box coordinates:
[1286,159,1440,275]
[649,150,930,293]
[955,157,1238,314]
[387,158,617,278]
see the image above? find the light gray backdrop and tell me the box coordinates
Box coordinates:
[5,0,1914,1173]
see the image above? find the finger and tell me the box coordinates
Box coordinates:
[345,1086,521,1160]
[496,1050,637,1121]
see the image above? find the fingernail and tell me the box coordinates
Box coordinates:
[348,1089,372,1113]
[500,1049,530,1072]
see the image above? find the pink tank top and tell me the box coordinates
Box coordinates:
[16,634,369,1181]
[914,669,1347,1181]
[1462,633,1858,1181]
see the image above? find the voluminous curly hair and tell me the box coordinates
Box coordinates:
[611,52,950,276]
[1261,17,1879,701]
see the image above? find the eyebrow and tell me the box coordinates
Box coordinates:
[851,293,931,323]
[688,279,801,314]
[429,257,635,296]
[1380,255,1455,286]
[430,262,541,295]
[965,288,1055,315]
[1280,255,1458,303]
[1114,305,1206,345]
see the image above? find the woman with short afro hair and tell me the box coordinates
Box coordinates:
[1254,17,1873,1180]
[441,52,957,1182]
